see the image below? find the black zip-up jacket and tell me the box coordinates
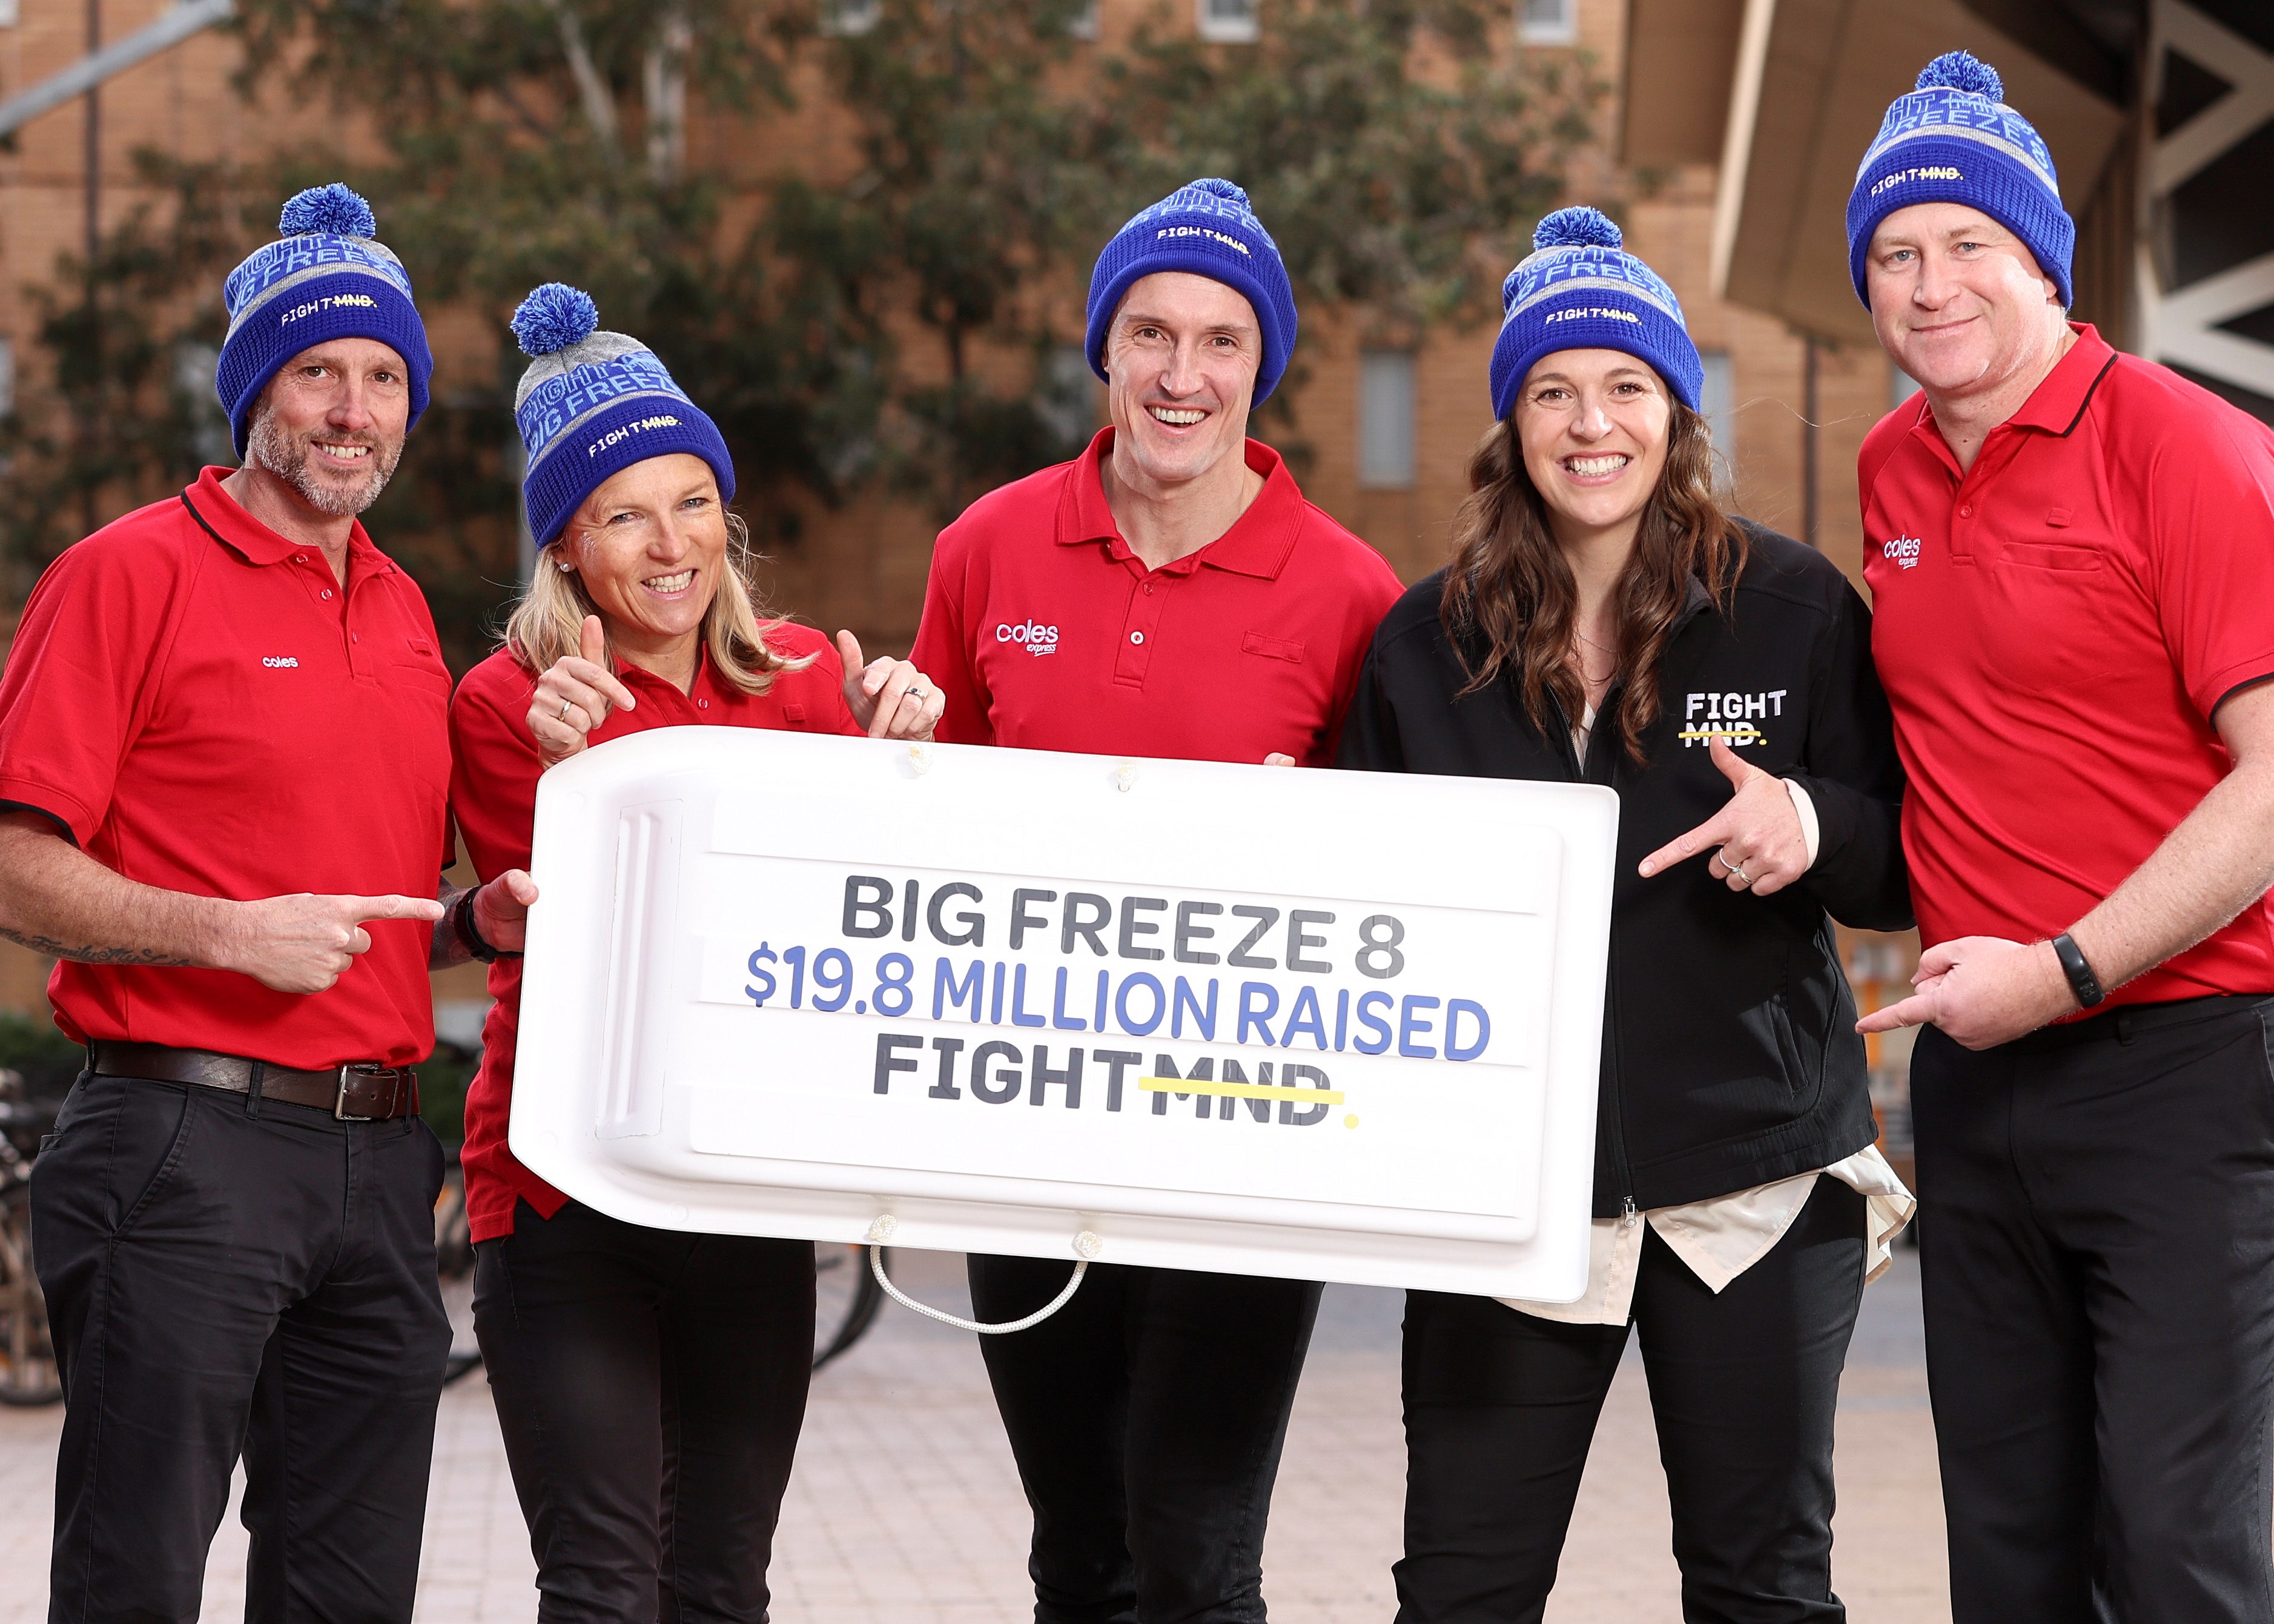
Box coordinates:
[1338,523,1909,1215]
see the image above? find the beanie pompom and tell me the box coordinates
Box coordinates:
[1188,177,1251,207]
[512,283,601,358]
[1533,206,1622,253]
[279,183,377,240]
[1847,48,2067,311]
[1915,50,2002,101]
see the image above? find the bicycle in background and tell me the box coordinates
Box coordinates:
[0,1067,60,1405]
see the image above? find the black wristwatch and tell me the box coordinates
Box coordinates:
[2049,931,2104,1009]
[452,885,523,964]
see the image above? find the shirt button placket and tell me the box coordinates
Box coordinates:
[1117,573,1168,685]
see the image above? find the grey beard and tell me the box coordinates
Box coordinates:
[245,408,402,518]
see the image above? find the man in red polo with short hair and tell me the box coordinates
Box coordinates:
[909,178,1400,1623]
[0,186,533,1624]
[1847,56,2274,1623]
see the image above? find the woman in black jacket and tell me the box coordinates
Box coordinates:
[1340,209,1914,1623]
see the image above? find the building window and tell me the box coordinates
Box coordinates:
[821,0,880,36]
[173,341,233,466]
[1197,0,1258,44]
[1890,366,1923,408]
[1037,344,1100,450]
[1358,351,1416,490]
[1517,0,1575,46]
[1697,350,1734,463]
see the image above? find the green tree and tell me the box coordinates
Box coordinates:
[0,155,241,597]
[2,0,1596,663]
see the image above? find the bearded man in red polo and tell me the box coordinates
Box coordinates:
[0,186,532,1623]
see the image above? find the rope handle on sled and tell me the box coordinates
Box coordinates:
[864,1215,1102,1335]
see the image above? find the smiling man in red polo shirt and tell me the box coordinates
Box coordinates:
[0,186,533,1624]
[1845,56,2274,1623]
[909,177,1400,1623]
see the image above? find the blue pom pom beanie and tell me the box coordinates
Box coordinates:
[1085,178,1298,405]
[216,184,434,457]
[1845,51,2073,308]
[510,283,735,549]
[1488,207,1703,421]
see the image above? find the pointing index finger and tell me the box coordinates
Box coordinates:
[1857,993,1934,1034]
[1638,812,1731,877]
[345,894,449,923]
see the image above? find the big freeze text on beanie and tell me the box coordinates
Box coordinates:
[1084,178,1298,406]
[1488,207,1704,421]
[1845,51,2073,308]
[216,184,434,458]
[510,283,736,550]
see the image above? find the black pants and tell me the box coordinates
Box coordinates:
[1396,1176,1866,1624]
[967,1255,1323,1624]
[1910,995,2274,1623]
[31,1072,451,1624]
[473,1199,815,1624]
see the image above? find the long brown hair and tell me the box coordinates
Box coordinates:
[1439,398,1746,762]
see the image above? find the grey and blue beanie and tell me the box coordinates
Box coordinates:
[217,184,433,457]
[1845,51,2073,308]
[1085,178,1298,405]
[509,284,735,549]
[1488,208,1703,421]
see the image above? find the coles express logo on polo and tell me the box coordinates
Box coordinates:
[996,619,1060,656]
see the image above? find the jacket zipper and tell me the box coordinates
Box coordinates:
[1601,927,1639,1221]
[1548,678,1641,1221]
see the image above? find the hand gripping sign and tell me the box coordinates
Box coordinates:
[511,728,1617,1304]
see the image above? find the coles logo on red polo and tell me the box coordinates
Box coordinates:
[1881,534,1922,571]
[996,620,1060,656]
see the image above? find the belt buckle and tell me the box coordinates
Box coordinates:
[335,1063,396,1121]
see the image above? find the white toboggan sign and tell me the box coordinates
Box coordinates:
[511,728,1616,1307]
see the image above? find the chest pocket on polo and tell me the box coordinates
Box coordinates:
[1988,535,2116,697]
[387,636,454,699]
[1241,632,1306,663]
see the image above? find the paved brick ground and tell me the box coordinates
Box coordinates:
[0,1249,1947,1622]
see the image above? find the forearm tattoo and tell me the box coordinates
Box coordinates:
[0,926,194,968]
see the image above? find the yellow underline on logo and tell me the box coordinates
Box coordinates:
[1677,727,1765,743]
[1137,1077,1346,1104]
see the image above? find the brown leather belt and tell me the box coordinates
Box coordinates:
[89,1040,420,1121]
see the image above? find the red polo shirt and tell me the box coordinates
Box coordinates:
[449,626,865,1241]
[1861,325,2274,1007]
[910,428,1402,765]
[0,466,454,1066]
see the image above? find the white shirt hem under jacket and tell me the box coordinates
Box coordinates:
[1496,1146,1917,1325]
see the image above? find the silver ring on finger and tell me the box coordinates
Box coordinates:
[1710,849,1733,876]
[1729,859,1752,887]
[559,698,573,721]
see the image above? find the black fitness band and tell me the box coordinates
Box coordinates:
[452,886,523,964]
[2050,931,2105,1009]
